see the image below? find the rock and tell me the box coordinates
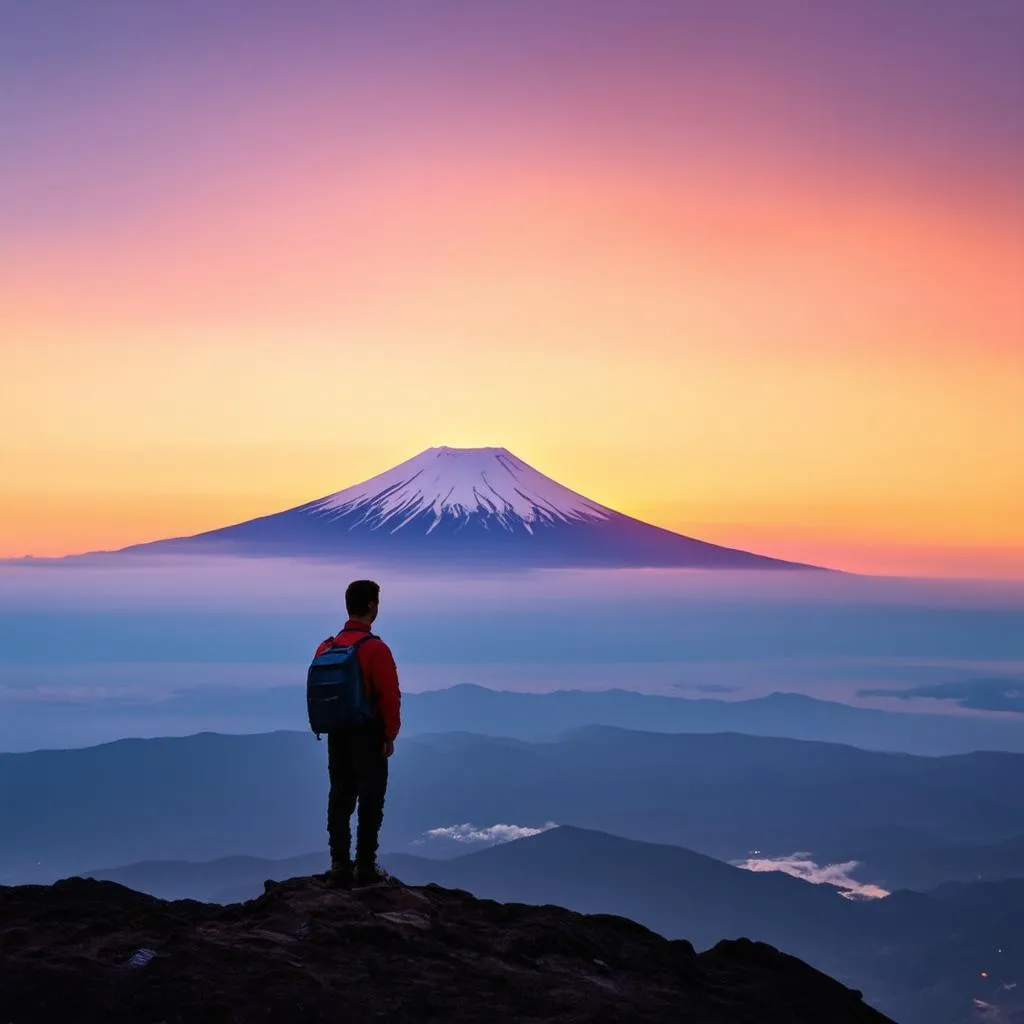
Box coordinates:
[0,874,895,1023]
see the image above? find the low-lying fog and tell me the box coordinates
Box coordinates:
[2,557,1022,751]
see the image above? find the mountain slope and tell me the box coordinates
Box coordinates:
[384,827,1024,1024]
[80,828,1024,1024]
[0,873,893,1023]
[106,445,817,568]
[385,827,894,960]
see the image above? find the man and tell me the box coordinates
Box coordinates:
[314,579,401,887]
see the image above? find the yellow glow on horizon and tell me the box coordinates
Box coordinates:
[2,154,1021,577]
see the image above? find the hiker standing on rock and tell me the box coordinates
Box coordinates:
[307,579,401,887]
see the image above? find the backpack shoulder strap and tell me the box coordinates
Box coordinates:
[327,632,378,650]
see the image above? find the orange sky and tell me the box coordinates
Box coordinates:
[2,3,1022,577]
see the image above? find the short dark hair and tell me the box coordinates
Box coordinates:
[345,579,380,616]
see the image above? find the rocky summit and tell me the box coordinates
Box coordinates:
[0,874,894,1023]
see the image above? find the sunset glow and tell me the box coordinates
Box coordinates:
[2,2,1021,576]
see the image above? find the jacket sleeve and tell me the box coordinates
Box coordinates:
[370,641,401,740]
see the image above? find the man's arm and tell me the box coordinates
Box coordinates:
[371,641,401,742]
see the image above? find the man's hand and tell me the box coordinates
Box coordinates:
[383,738,395,758]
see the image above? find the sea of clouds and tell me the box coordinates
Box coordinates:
[2,557,1023,751]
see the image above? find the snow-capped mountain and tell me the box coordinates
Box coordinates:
[116,446,818,569]
[310,446,616,535]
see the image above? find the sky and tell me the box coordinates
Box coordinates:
[2,1,1022,576]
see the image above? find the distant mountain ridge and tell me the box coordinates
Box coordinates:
[6,724,1024,889]
[399,684,1024,756]
[15,683,1015,758]
[94,445,818,569]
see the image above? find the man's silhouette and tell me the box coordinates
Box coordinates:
[314,579,401,886]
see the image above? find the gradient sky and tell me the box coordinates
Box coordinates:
[2,1,1022,576]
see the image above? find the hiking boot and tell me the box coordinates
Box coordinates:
[354,862,396,888]
[326,858,354,889]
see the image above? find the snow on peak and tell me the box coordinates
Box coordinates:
[309,446,616,534]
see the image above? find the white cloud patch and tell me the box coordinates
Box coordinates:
[734,852,890,900]
[971,999,1011,1023]
[420,822,558,845]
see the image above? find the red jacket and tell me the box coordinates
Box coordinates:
[314,619,401,740]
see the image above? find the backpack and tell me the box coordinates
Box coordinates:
[306,632,378,739]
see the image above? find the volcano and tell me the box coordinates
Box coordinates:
[114,446,818,569]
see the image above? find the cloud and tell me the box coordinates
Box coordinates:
[734,852,890,900]
[972,999,1010,1023]
[420,822,557,845]
[858,677,1024,713]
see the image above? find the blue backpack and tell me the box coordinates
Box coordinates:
[306,633,378,739]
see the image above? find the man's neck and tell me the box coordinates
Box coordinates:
[347,615,374,629]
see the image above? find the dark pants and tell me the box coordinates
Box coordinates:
[327,726,388,868]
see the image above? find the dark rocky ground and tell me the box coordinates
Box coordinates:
[0,874,895,1023]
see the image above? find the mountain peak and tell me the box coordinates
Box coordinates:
[426,444,513,455]
[311,444,614,533]
[109,445,820,569]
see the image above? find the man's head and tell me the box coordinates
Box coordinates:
[345,579,380,624]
